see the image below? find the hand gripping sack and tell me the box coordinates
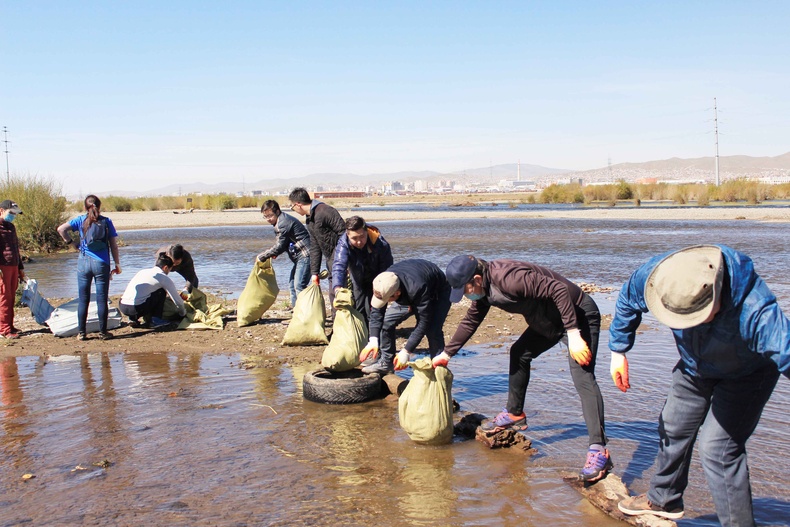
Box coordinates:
[320,288,367,371]
[237,259,279,327]
[398,357,454,445]
[281,282,329,346]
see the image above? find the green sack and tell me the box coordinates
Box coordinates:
[163,288,233,329]
[320,288,367,371]
[398,357,454,445]
[281,283,329,346]
[237,259,279,327]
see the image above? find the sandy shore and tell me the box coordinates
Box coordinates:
[108,204,790,230]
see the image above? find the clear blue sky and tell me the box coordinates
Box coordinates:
[3,1,789,195]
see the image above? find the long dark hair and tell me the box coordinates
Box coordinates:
[83,194,102,235]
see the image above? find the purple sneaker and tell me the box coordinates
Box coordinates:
[481,408,528,433]
[581,447,613,482]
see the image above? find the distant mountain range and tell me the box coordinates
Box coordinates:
[102,152,790,197]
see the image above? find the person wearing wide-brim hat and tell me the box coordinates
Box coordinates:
[0,199,26,339]
[609,244,790,524]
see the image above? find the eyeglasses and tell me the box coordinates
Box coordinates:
[288,203,297,211]
[263,213,276,219]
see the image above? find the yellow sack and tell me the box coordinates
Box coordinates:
[237,260,279,327]
[281,283,329,346]
[163,288,232,329]
[398,357,454,445]
[320,288,367,371]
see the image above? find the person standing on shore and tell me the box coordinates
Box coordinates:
[0,200,26,339]
[331,215,393,325]
[360,259,452,375]
[287,187,345,317]
[256,199,311,308]
[441,255,611,483]
[610,245,790,524]
[57,195,122,341]
[155,244,198,297]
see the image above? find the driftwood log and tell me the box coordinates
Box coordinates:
[563,472,677,527]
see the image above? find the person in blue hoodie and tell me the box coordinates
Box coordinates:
[609,245,790,525]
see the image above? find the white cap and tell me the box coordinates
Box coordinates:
[371,271,400,309]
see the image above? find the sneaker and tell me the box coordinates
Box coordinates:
[480,408,528,433]
[77,333,88,341]
[1,332,20,340]
[98,332,114,340]
[150,317,172,329]
[361,359,393,375]
[618,494,684,520]
[360,356,378,368]
[580,447,613,482]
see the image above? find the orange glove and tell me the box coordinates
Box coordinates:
[359,337,379,362]
[432,351,451,368]
[393,349,411,371]
[567,329,592,366]
[611,352,630,393]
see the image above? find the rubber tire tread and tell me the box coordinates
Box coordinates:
[302,368,382,404]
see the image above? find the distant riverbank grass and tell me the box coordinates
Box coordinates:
[1,175,68,254]
[83,193,275,213]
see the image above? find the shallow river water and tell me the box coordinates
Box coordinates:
[3,217,790,526]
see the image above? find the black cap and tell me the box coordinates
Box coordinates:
[0,200,22,214]
[446,255,478,303]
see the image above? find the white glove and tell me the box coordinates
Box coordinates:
[393,349,411,370]
[567,328,592,366]
[360,337,379,362]
[432,351,451,368]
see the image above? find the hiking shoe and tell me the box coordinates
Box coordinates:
[98,332,114,340]
[480,408,528,433]
[77,333,88,341]
[360,356,378,368]
[581,447,613,482]
[618,494,684,520]
[361,359,393,375]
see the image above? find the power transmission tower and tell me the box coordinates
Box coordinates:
[714,98,720,186]
[2,127,9,183]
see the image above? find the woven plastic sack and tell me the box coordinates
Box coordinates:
[281,283,329,346]
[398,357,454,445]
[237,259,279,327]
[320,288,367,371]
[20,279,55,325]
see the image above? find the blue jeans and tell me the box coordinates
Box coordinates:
[77,254,110,334]
[289,256,311,307]
[379,291,452,367]
[648,362,780,527]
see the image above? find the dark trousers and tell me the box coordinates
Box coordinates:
[506,293,607,446]
[119,289,167,322]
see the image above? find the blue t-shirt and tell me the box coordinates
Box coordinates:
[68,214,118,264]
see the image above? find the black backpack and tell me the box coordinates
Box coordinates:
[84,218,108,252]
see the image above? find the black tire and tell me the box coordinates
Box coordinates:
[302,368,382,404]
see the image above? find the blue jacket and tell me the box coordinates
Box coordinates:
[609,244,790,379]
[331,225,393,293]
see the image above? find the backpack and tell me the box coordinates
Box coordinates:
[83,218,108,252]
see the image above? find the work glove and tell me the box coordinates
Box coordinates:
[432,351,451,368]
[179,291,189,301]
[566,329,592,366]
[359,337,379,362]
[256,252,268,262]
[311,274,320,285]
[611,351,630,393]
[393,349,411,371]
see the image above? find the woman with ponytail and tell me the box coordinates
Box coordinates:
[57,195,121,340]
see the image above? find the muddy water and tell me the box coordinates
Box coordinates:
[5,217,790,525]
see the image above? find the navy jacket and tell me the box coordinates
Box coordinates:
[331,225,393,293]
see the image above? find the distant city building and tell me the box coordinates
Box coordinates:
[314,191,367,199]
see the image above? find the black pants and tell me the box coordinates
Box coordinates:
[119,289,167,322]
[506,293,607,446]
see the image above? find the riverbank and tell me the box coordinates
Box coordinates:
[108,202,790,230]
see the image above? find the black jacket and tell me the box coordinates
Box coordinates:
[305,200,346,275]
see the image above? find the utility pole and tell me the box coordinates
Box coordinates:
[714,98,720,186]
[2,127,9,183]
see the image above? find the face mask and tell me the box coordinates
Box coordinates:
[3,213,15,223]
[465,292,485,301]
